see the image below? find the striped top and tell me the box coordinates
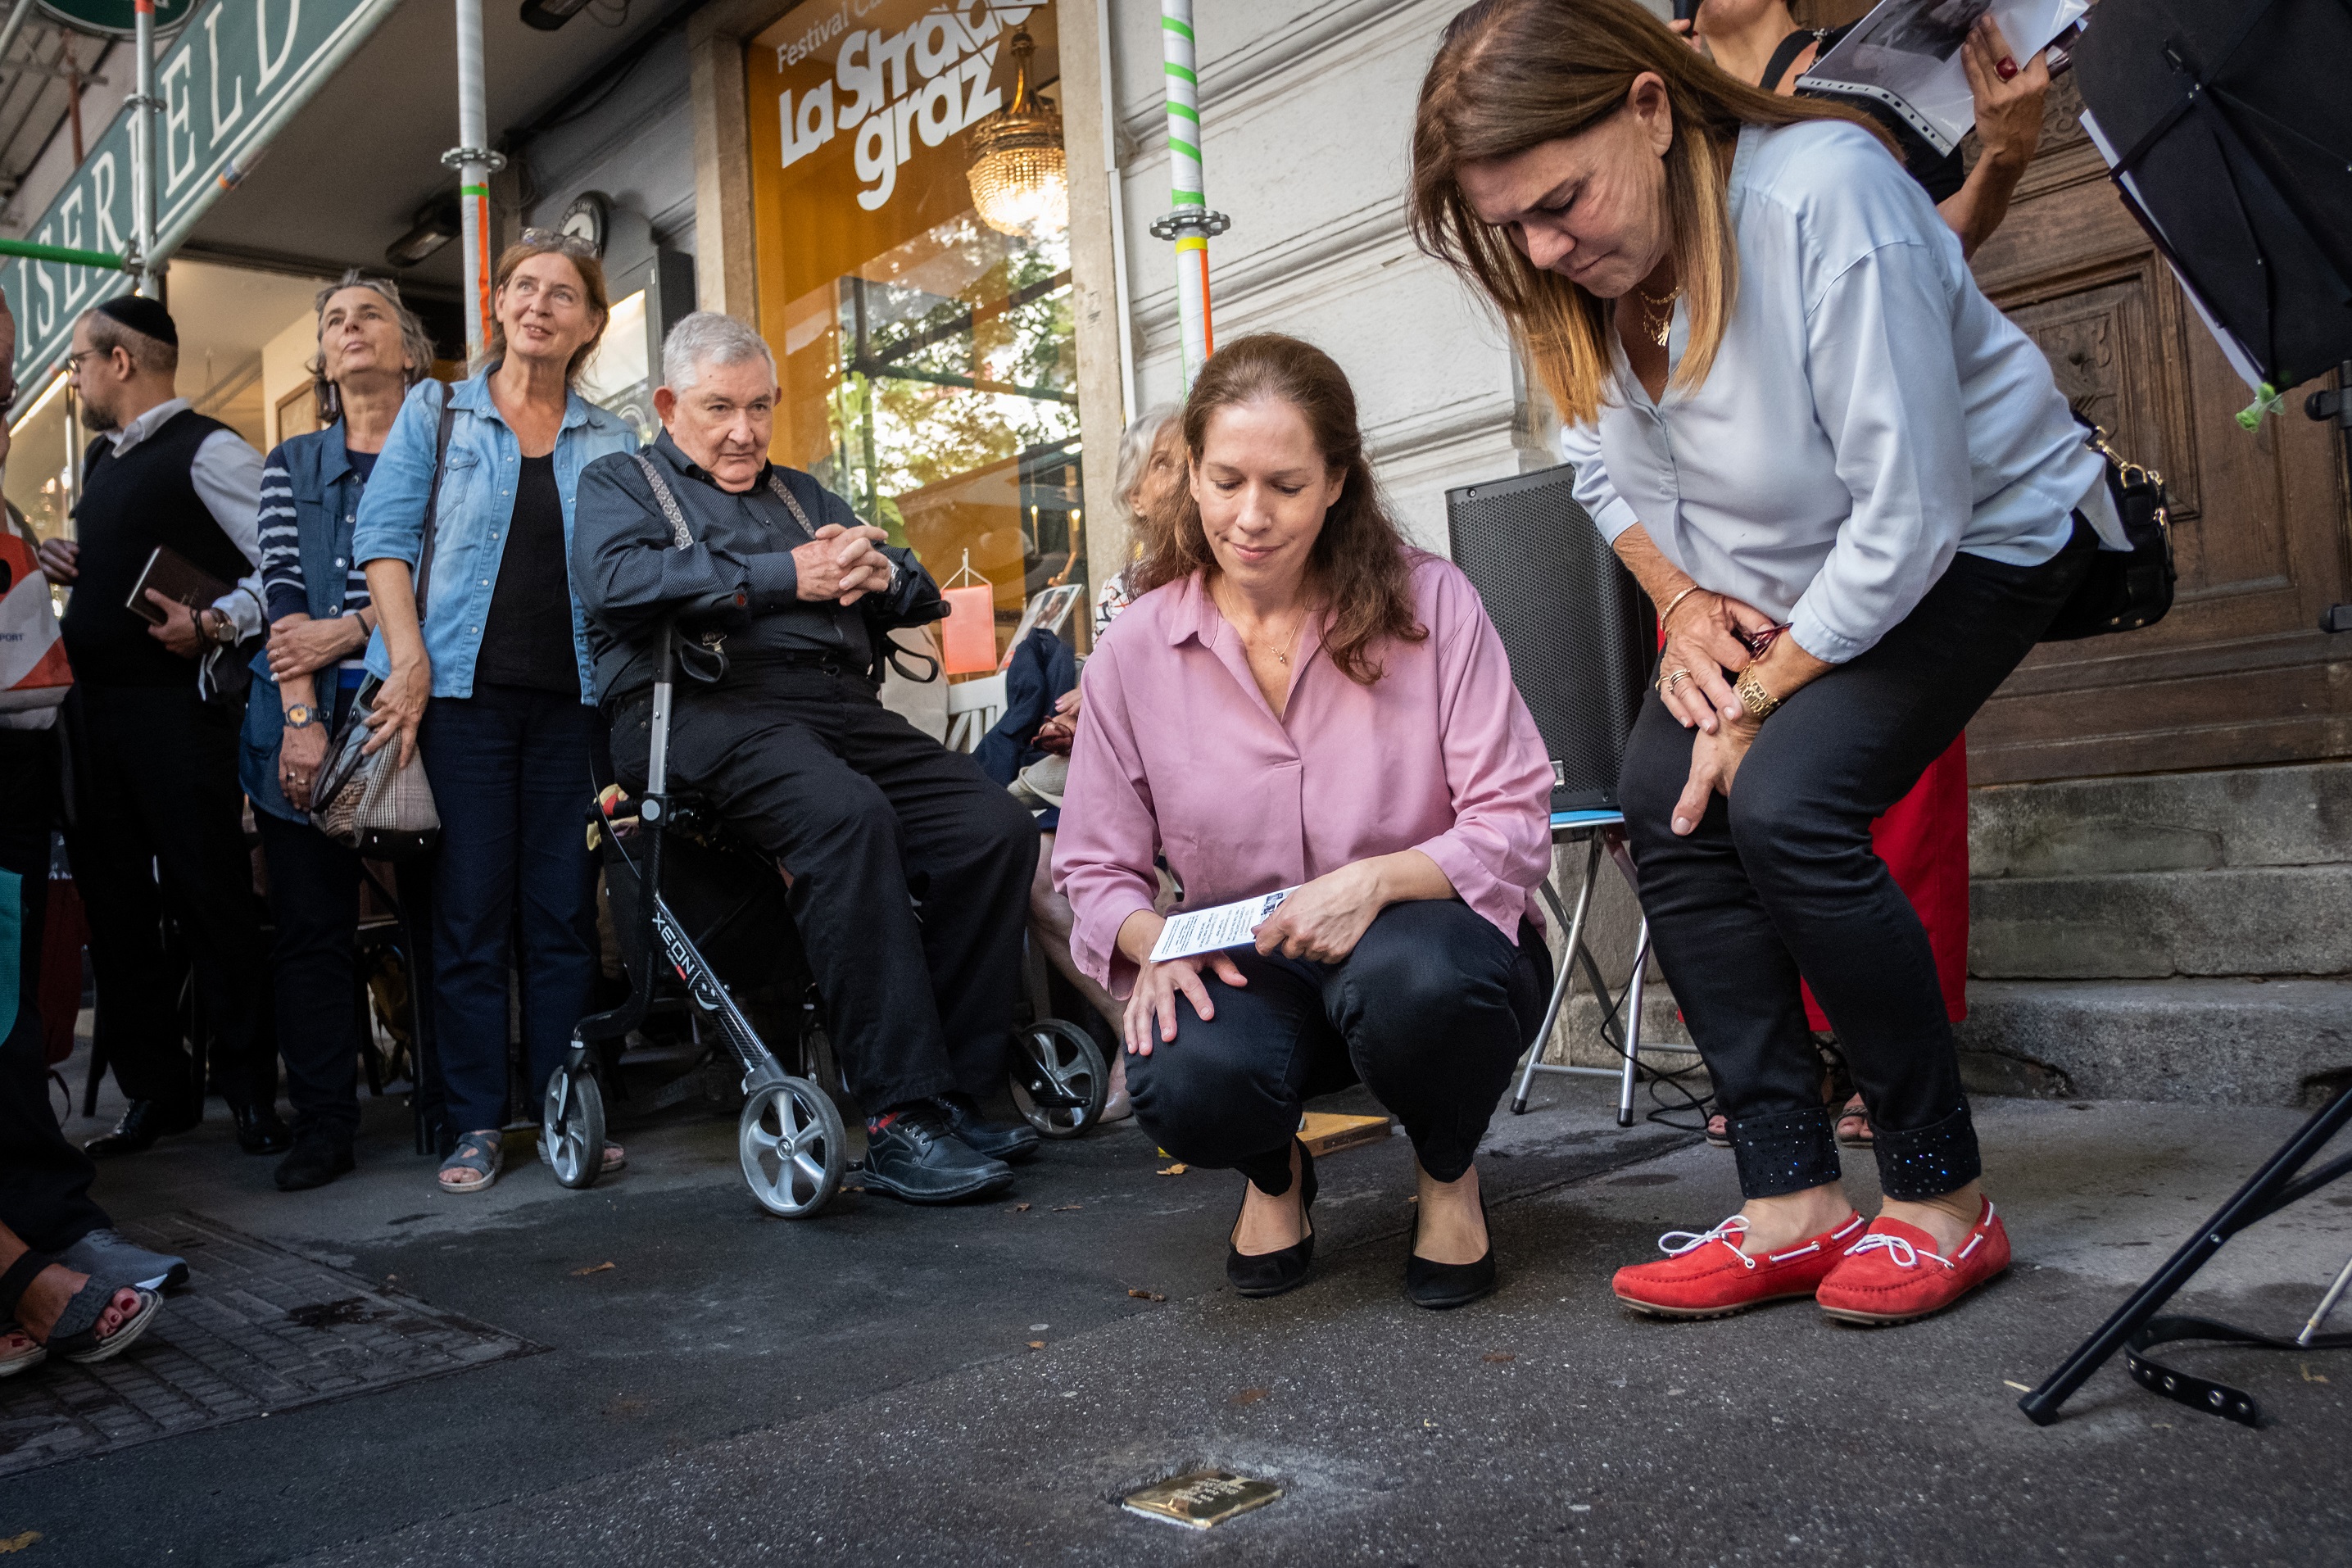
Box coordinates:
[259,446,376,623]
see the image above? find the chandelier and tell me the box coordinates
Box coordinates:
[965,28,1068,238]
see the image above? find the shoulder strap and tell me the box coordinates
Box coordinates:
[1761,27,1828,93]
[631,452,696,548]
[410,393,460,620]
[763,469,823,542]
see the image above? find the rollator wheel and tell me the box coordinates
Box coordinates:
[542,1064,605,1190]
[1008,1019,1108,1140]
[739,1076,845,1218]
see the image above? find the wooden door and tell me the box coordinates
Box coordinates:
[1965,78,2352,784]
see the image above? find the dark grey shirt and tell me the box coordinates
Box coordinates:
[571,432,945,703]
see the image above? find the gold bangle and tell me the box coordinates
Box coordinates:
[1734,666,1781,721]
[1658,584,1704,631]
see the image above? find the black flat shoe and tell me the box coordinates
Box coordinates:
[1227,1140,1318,1298]
[233,1102,294,1156]
[933,1091,1041,1165]
[83,1099,202,1159]
[274,1131,356,1191]
[1405,1188,1496,1311]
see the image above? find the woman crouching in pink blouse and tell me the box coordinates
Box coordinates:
[1054,334,1556,1309]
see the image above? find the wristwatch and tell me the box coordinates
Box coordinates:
[1733,666,1782,721]
[201,607,240,648]
[283,704,318,730]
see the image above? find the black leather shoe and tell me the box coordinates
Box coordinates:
[1404,1189,1496,1311]
[83,1099,202,1159]
[233,1102,294,1156]
[860,1103,1016,1204]
[1227,1140,1318,1298]
[934,1091,1040,1164]
[274,1131,356,1191]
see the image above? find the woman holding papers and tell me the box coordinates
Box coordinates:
[1410,0,2122,1325]
[1054,334,1555,1310]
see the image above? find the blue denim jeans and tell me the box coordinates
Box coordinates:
[418,684,600,1136]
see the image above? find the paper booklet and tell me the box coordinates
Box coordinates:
[1799,0,2087,157]
[1149,888,1300,963]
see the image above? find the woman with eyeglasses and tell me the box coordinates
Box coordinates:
[1411,0,2126,1325]
[237,272,435,1190]
[353,232,638,1194]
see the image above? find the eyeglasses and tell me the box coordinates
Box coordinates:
[516,227,601,260]
[66,348,108,372]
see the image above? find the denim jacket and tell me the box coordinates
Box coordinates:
[238,424,371,823]
[353,370,639,701]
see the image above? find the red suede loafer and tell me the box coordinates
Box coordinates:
[1815,1198,2010,1326]
[1612,1211,1866,1319]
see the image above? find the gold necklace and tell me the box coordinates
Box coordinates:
[1635,283,1679,349]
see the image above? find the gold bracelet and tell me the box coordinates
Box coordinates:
[1657,584,1705,631]
[1734,665,1781,721]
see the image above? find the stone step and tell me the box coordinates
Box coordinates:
[1970,864,2352,979]
[1970,761,2352,879]
[1956,977,2352,1108]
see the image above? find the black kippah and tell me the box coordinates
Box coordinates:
[94,293,178,349]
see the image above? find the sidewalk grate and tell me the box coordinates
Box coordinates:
[0,1212,540,1478]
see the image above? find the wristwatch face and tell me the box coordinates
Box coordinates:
[285,705,314,728]
[211,612,238,646]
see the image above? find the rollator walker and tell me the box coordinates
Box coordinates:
[542,617,1108,1218]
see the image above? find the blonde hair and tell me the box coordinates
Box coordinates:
[1408,0,1891,425]
[483,237,610,384]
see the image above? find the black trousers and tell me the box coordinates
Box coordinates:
[60,683,273,1108]
[1620,527,2095,1201]
[1129,900,1551,1190]
[0,729,110,1252]
[611,667,1038,1113]
[418,685,601,1137]
[254,810,365,1143]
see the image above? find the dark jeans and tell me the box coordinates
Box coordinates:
[610,667,1037,1113]
[60,683,273,1108]
[1128,901,1551,1190]
[0,730,110,1252]
[254,809,364,1144]
[1620,527,2095,1201]
[418,685,600,1137]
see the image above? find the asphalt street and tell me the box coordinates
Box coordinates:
[6,1057,2348,1566]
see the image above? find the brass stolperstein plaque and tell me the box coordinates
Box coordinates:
[1122,1470,1284,1529]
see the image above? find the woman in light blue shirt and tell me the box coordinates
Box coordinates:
[1412,0,2119,1326]
[355,233,638,1194]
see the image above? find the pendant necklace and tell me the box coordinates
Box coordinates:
[1636,283,1679,348]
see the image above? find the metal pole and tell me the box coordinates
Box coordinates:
[1148,0,1226,387]
[0,0,39,81]
[133,0,156,294]
[444,0,504,363]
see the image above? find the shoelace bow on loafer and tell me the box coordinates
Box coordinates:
[1613,1211,1864,1318]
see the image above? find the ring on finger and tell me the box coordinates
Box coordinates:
[1662,668,1694,696]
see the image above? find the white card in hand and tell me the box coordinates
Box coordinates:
[1149,889,1299,963]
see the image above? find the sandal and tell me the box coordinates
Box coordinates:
[438,1131,503,1194]
[1834,1095,1874,1150]
[1705,1113,1730,1149]
[0,1252,162,1366]
[602,1144,628,1175]
[1,1322,44,1378]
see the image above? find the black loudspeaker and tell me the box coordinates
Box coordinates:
[1447,463,1656,816]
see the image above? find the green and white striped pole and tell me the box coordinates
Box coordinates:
[1149,0,1228,387]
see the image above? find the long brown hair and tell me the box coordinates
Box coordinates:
[1133,334,1424,686]
[482,236,610,384]
[1408,0,1891,424]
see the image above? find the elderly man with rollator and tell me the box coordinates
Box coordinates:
[571,312,1040,1205]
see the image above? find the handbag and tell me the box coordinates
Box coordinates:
[0,532,71,714]
[306,395,458,855]
[2040,419,2177,641]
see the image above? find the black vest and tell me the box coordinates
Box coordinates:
[61,407,249,687]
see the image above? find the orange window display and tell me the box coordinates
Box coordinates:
[747,0,1086,660]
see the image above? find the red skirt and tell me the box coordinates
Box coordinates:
[1801,734,1969,1029]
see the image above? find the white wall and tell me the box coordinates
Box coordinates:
[261,308,319,450]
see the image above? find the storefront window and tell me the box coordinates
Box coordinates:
[578,288,655,442]
[5,370,79,552]
[748,0,1084,659]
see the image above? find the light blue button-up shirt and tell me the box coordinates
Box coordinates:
[1559,120,2123,666]
[353,369,639,701]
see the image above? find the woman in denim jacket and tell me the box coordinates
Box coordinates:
[353,233,638,1194]
[238,274,434,1191]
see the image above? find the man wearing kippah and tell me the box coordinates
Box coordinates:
[32,294,290,1161]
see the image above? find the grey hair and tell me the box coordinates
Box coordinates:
[308,271,436,425]
[662,311,777,392]
[1110,404,1180,537]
